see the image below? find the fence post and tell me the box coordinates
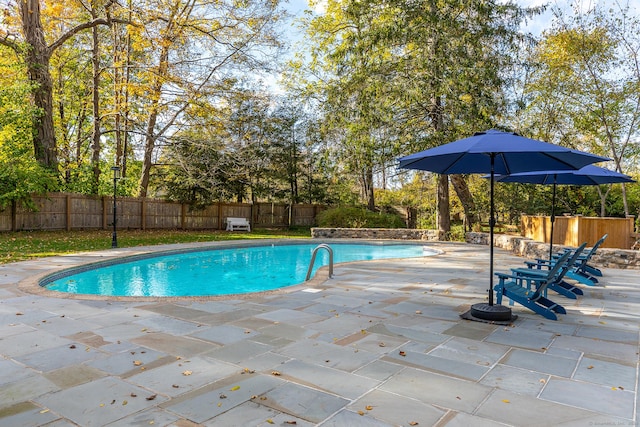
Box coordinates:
[102,196,107,230]
[11,199,16,231]
[141,199,146,230]
[181,203,186,229]
[66,194,72,231]
[218,202,223,230]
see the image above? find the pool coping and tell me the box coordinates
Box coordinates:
[18,238,443,302]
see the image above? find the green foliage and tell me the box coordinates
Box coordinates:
[316,206,405,228]
[0,58,58,208]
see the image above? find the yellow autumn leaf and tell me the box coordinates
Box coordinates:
[230,385,240,391]
[40,409,50,414]
[502,399,510,403]
[365,405,374,410]
[133,360,143,366]
[357,410,365,416]
[182,370,192,376]
[266,419,275,424]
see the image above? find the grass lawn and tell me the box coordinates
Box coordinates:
[0,228,312,264]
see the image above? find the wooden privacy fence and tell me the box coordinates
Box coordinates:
[521,214,635,249]
[0,193,324,232]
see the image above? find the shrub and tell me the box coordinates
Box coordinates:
[316,207,406,228]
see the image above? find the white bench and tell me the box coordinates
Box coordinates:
[225,217,251,232]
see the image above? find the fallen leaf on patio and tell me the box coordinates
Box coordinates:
[182,370,192,376]
[220,394,227,399]
[361,329,367,334]
[415,310,422,314]
[176,356,182,360]
[69,345,76,349]
[379,342,385,347]
[399,351,406,356]
[85,347,90,352]
[251,395,258,399]
[172,384,179,388]
[140,367,146,370]
[587,365,594,369]
[149,421,154,425]
[266,419,274,424]
[244,329,251,334]
[242,368,255,374]
[502,399,510,403]
[260,396,267,400]
[230,385,240,391]
[100,403,105,407]
[122,400,128,406]
[133,360,143,366]
[365,405,374,410]
[539,379,546,384]
[285,421,297,425]
[409,422,419,426]
[130,393,137,397]
[271,371,281,376]
[141,328,148,332]
[146,394,157,401]
[218,402,222,407]
[40,409,49,414]
[357,410,365,416]
[612,387,618,390]
[111,400,116,405]
[619,386,625,390]
[599,321,606,325]
[16,312,23,315]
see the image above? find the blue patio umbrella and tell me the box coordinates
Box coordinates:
[398,129,609,322]
[494,165,635,259]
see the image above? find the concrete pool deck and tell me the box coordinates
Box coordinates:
[0,240,638,426]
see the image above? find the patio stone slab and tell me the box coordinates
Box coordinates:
[429,336,510,367]
[501,348,578,377]
[320,409,395,426]
[130,332,216,356]
[163,375,283,424]
[126,356,239,397]
[44,364,106,389]
[383,349,490,381]
[35,377,168,426]
[540,377,635,420]
[202,401,315,427]
[347,389,445,426]
[479,364,547,396]
[14,342,105,372]
[0,402,61,426]
[574,356,636,390]
[380,368,492,413]
[277,359,379,399]
[258,381,350,424]
[551,334,638,363]
[475,388,598,426]
[0,375,59,409]
[188,324,259,345]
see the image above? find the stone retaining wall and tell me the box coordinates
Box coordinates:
[310,228,639,269]
[311,227,442,240]
[466,232,640,270]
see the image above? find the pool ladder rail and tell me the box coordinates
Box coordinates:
[305,243,334,281]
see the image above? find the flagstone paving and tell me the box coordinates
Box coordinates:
[0,240,637,426]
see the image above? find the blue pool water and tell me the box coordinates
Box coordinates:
[42,242,436,297]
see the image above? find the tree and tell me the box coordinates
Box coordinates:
[0,0,124,171]
[523,1,640,216]
[129,0,285,197]
[301,0,535,234]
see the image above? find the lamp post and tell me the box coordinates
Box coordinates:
[111,166,121,248]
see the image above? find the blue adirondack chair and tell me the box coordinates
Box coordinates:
[494,250,572,320]
[510,243,586,300]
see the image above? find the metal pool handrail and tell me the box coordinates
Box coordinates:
[306,243,333,281]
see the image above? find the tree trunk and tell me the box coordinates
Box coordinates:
[19,0,58,170]
[91,22,102,193]
[437,174,450,239]
[450,174,477,231]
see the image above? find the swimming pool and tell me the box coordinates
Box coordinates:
[41,242,437,297]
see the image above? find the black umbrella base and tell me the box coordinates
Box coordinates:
[460,303,517,325]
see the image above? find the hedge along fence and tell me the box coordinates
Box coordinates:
[0,193,325,232]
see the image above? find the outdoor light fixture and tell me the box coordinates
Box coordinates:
[111,166,121,248]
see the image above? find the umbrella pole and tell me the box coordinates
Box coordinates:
[489,160,495,306]
[549,176,557,260]
[466,154,513,322]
